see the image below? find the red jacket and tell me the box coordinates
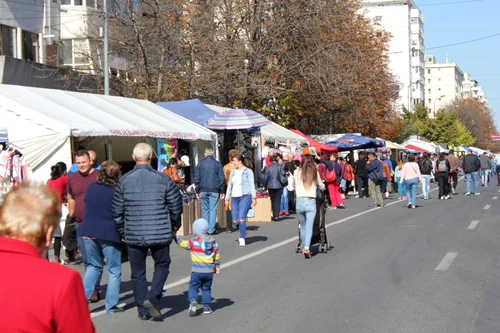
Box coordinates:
[0,237,96,333]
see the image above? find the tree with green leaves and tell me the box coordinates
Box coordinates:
[419,110,474,146]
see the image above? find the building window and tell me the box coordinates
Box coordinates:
[22,31,39,62]
[438,88,441,91]
[375,16,382,22]
[75,0,83,5]
[427,69,430,74]
[0,24,16,57]
[428,89,431,93]
[427,79,431,83]
[61,0,71,4]
[61,39,88,66]
[428,99,431,104]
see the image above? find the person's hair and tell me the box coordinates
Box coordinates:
[299,154,318,190]
[0,183,61,250]
[449,149,454,154]
[228,149,239,160]
[96,160,122,188]
[233,154,245,164]
[398,160,404,169]
[367,152,376,158]
[438,152,446,160]
[168,157,178,166]
[75,149,90,159]
[338,156,344,161]
[270,153,279,163]
[50,162,67,179]
[205,147,215,155]
[407,154,416,162]
[422,153,428,160]
[133,143,152,161]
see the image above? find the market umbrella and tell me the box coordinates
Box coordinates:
[205,109,270,130]
[326,133,385,151]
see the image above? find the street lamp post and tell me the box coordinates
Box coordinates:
[433,95,446,117]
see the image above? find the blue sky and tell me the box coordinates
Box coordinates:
[414,0,500,130]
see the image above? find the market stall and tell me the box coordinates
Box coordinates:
[290,129,338,155]
[0,85,216,182]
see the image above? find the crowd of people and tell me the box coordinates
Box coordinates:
[3,141,500,331]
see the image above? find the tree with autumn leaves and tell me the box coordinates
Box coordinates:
[83,0,400,139]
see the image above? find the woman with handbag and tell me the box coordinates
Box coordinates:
[225,154,257,247]
[264,153,287,221]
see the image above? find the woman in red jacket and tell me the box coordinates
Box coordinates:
[46,162,68,263]
[0,184,96,333]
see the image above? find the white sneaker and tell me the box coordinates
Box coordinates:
[465,192,471,196]
[239,238,245,247]
[445,195,450,200]
[475,193,480,196]
[385,192,389,198]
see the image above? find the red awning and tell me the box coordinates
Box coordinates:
[290,129,338,154]
[404,144,427,153]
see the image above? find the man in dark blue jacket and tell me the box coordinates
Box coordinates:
[366,152,384,207]
[112,143,182,321]
[194,147,225,234]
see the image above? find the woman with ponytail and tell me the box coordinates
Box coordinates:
[46,162,68,263]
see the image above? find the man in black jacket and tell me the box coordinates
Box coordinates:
[354,152,368,198]
[194,147,225,234]
[463,149,481,195]
[112,143,182,321]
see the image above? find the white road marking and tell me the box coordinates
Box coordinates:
[493,196,498,200]
[435,252,458,271]
[467,220,480,230]
[91,185,443,318]
[484,205,491,210]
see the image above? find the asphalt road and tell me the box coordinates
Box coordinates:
[68,180,500,333]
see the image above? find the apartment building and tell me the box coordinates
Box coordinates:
[463,72,487,105]
[425,55,464,117]
[361,0,425,113]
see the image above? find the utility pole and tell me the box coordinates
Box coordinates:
[103,0,112,159]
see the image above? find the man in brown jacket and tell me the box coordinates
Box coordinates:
[446,149,460,194]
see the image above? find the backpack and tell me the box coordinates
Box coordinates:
[437,159,447,172]
[325,167,336,183]
[342,164,353,181]
[421,160,432,174]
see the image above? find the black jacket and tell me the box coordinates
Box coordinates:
[112,164,182,247]
[264,162,286,189]
[354,158,368,177]
[194,156,225,194]
[463,154,480,173]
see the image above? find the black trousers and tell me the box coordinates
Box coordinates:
[450,171,458,189]
[356,175,367,197]
[128,244,171,316]
[436,172,449,197]
[268,188,283,219]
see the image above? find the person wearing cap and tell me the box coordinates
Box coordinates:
[178,155,190,183]
[176,218,221,317]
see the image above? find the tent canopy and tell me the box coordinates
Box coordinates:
[327,133,385,151]
[404,144,427,153]
[156,99,217,126]
[0,85,215,141]
[207,105,304,144]
[402,139,438,153]
[0,126,7,142]
[290,129,338,154]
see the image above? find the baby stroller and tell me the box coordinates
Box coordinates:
[295,190,333,254]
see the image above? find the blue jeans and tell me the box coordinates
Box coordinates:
[128,244,171,316]
[405,177,419,206]
[76,224,101,292]
[280,187,289,212]
[83,239,122,313]
[296,197,317,250]
[396,177,406,197]
[201,192,219,233]
[188,272,213,307]
[466,172,479,194]
[231,195,252,239]
[421,175,431,198]
[481,169,490,184]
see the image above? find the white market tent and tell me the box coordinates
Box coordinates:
[0,84,216,181]
[206,104,305,144]
[402,139,440,153]
[0,126,7,142]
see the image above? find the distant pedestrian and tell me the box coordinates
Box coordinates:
[366,152,384,207]
[495,153,500,185]
[293,154,325,258]
[446,149,460,194]
[380,154,392,198]
[320,153,345,209]
[112,143,182,321]
[163,157,185,184]
[400,154,422,209]
[176,219,220,317]
[394,160,406,200]
[0,184,96,333]
[435,152,451,200]
[354,152,368,198]
[463,149,480,195]
[264,153,287,220]
[194,147,225,234]
[419,153,433,200]
[479,152,492,186]
[81,160,124,314]
[225,154,257,247]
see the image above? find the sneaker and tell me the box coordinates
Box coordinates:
[203,306,213,315]
[465,192,471,196]
[412,204,416,209]
[385,192,389,198]
[332,206,337,210]
[279,211,284,216]
[337,204,346,209]
[440,196,444,200]
[89,291,101,303]
[407,203,412,209]
[451,188,456,194]
[189,301,198,317]
[355,195,360,198]
[143,299,162,321]
[239,238,245,247]
[475,193,480,196]
[284,211,290,216]
[445,195,450,200]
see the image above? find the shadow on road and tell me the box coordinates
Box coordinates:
[245,236,268,245]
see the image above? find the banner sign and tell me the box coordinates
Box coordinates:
[157,139,178,172]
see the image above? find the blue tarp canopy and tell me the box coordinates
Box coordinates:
[156,99,217,126]
[326,133,385,151]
